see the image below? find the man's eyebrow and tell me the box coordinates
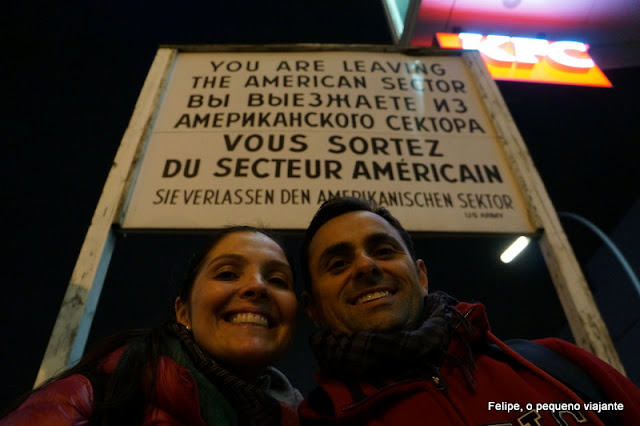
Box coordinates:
[365,232,403,248]
[317,242,353,269]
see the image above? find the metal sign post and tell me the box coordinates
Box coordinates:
[462,53,624,372]
[34,49,177,386]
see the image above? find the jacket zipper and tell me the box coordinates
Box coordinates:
[456,305,476,328]
[463,305,476,319]
[342,379,419,412]
[430,365,446,391]
[342,305,477,412]
[342,370,448,412]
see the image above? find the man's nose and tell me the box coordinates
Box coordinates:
[354,252,382,282]
[240,274,270,299]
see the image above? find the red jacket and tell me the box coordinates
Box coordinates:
[299,302,640,425]
[2,345,300,425]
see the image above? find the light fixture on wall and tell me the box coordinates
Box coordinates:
[500,236,531,263]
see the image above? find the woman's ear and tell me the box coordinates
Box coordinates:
[174,297,190,328]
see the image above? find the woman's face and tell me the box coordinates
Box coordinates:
[176,231,297,378]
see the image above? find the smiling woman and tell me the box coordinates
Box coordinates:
[175,229,298,382]
[0,227,302,426]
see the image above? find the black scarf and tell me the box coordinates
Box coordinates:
[166,322,281,426]
[310,292,475,388]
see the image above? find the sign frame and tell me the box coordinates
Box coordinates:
[35,45,624,387]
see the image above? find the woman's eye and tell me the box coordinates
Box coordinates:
[214,270,238,281]
[268,276,291,289]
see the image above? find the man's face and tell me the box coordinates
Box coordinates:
[305,210,428,333]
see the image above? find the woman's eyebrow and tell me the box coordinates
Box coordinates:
[204,255,291,274]
[263,259,293,273]
[263,259,295,286]
[203,253,246,270]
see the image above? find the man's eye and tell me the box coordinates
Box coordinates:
[374,246,396,257]
[328,259,348,272]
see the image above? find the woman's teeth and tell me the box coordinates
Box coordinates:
[230,313,269,327]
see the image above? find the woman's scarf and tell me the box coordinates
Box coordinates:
[166,322,282,426]
[309,291,475,388]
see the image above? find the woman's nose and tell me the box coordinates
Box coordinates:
[240,274,270,299]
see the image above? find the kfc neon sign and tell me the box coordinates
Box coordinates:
[436,33,611,87]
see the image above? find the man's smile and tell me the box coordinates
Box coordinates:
[354,290,393,305]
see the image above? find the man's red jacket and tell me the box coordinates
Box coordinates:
[299,302,640,425]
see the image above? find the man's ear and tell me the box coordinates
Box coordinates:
[301,290,320,327]
[174,297,190,328]
[416,259,428,294]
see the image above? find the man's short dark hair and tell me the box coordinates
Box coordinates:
[301,196,416,291]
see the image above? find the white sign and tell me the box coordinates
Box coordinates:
[122,51,535,232]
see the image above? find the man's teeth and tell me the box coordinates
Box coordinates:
[356,291,391,305]
[230,313,269,327]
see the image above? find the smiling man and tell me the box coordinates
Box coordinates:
[298,197,640,425]
[304,208,427,333]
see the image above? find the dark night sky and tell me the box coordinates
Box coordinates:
[3,0,639,408]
